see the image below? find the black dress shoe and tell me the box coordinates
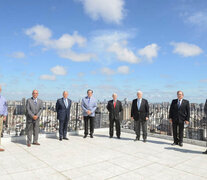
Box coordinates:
[90,135,93,138]
[83,135,87,138]
[171,142,178,146]
[63,137,69,140]
[179,142,183,147]
[59,137,62,141]
[202,150,207,154]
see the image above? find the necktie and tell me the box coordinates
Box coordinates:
[34,99,37,105]
[114,101,116,108]
[138,99,141,110]
[178,100,181,108]
[64,99,68,108]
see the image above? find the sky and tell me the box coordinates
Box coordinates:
[0,0,206,102]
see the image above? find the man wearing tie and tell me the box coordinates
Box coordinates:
[56,91,72,141]
[81,89,97,138]
[202,99,207,154]
[107,93,123,139]
[131,91,149,142]
[26,90,43,147]
[0,85,8,151]
[169,91,190,147]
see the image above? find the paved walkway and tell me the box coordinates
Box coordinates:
[0,129,207,180]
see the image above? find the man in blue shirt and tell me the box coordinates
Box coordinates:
[81,89,97,138]
[0,86,8,151]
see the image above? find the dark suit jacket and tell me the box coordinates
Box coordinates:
[169,99,190,123]
[56,98,72,121]
[204,99,207,116]
[107,100,123,121]
[131,98,149,121]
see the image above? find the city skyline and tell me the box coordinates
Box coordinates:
[0,0,207,102]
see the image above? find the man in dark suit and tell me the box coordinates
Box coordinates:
[202,100,207,154]
[56,91,72,141]
[107,93,123,139]
[131,91,149,142]
[169,91,190,147]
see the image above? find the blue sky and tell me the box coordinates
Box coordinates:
[0,0,206,102]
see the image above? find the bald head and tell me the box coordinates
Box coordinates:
[63,91,68,99]
[32,90,38,99]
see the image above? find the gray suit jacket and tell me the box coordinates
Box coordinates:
[26,97,43,122]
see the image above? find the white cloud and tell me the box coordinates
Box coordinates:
[138,43,160,62]
[9,52,26,58]
[25,25,94,62]
[108,42,140,63]
[58,50,94,62]
[187,12,207,27]
[171,42,203,57]
[101,67,115,75]
[51,66,67,75]
[78,0,125,24]
[40,74,56,81]
[117,65,129,74]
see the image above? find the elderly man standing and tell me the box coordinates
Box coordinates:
[81,89,97,138]
[56,91,72,141]
[0,85,8,151]
[107,93,123,139]
[169,91,190,147]
[26,90,43,147]
[131,91,149,142]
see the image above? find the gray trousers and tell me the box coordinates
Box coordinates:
[134,120,147,140]
[26,120,39,144]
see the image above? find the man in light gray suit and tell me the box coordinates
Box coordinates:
[26,90,43,147]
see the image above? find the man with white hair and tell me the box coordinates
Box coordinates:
[0,85,8,151]
[107,93,123,139]
[131,91,149,142]
[26,90,43,147]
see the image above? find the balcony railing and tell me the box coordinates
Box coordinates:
[2,100,207,142]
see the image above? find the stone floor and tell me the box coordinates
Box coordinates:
[0,128,207,180]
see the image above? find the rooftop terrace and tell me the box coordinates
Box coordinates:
[1,128,207,180]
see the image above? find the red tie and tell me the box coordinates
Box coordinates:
[114,101,116,108]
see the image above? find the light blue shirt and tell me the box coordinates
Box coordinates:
[0,95,8,116]
[81,96,97,117]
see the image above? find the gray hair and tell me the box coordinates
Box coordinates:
[137,90,143,95]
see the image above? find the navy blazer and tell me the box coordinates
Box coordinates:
[56,98,72,121]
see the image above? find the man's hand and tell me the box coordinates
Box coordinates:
[87,110,91,115]
[169,118,172,123]
[33,116,38,120]
[3,116,6,121]
[146,117,149,121]
[185,121,189,125]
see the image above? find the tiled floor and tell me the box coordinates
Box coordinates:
[0,128,207,180]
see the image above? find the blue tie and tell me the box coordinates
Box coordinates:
[138,99,141,110]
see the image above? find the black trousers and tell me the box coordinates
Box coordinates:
[172,121,184,143]
[134,120,147,140]
[109,118,121,137]
[59,117,69,138]
[84,116,94,135]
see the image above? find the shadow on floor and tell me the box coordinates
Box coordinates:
[164,147,202,154]
[147,139,171,145]
[94,134,134,141]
